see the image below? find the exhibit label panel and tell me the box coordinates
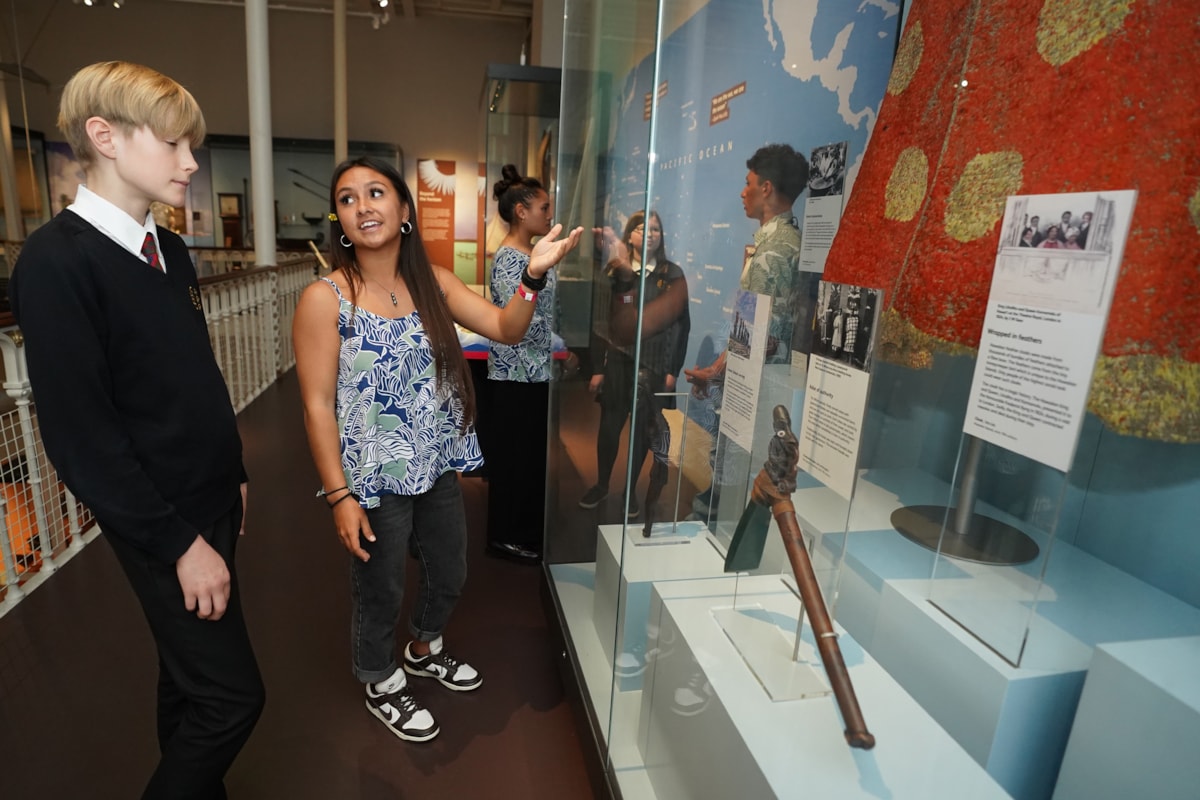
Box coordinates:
[963,191,1137,472]
[799,140,849,274]
[798,281,883,501]
[719,289,772,454]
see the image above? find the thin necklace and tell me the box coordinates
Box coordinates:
[364,272,401,306]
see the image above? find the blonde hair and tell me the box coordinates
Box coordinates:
[58,61,206,169]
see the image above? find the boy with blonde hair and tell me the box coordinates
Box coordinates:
[10,61,263,799]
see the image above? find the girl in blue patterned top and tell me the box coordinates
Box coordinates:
[479,165,558,563]
[293,157,581,743]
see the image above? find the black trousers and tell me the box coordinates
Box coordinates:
[596,350,664,491]
[482,379,549,551]
[105,497,264,800]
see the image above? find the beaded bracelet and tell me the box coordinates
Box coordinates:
[520,266,548,291]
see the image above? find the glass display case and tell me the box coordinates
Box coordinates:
[541,3,1200,800]
[480,63,561,289]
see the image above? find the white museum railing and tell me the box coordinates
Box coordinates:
[0,253,319,612]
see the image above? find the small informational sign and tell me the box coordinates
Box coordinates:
[718,289,772,453]
[799,141,849,274]
[963,190,1136,471]
[798,281,883,500]
[709,81,746,126]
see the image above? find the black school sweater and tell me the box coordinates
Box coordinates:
[9,210,245,564]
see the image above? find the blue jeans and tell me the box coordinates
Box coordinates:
[350,471,468,684]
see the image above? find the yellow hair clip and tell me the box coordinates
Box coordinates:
[327,212,338,222]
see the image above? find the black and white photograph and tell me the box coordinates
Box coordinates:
[728,288,757,358]
[810,280,881,372]
[808,141,848,198]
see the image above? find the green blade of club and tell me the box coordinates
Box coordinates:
[724,501,771,572]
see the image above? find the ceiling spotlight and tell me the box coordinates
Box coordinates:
[113,0,123,7]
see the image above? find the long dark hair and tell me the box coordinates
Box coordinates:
[492,164,544,224]
[623,210,668,265]
[328,156,475,427]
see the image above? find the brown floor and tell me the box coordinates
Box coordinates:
[0,370,594,800]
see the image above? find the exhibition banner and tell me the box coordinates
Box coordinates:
[416,158,456,272]
[963,190,1137,472]
[414,159,487,283]
[798,281,883,501]
[718,289,772,454]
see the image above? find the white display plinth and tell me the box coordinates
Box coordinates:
[592,521,728,691]
[1053,636,1200,800]
[811,468,1200,800]
[637,576,1009,800]
[711,605,828,701]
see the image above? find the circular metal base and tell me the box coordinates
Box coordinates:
[891,505,1040,566]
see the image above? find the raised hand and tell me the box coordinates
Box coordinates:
[529,223,585,278]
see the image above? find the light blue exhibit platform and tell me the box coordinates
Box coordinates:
[1052,636,1200,800]
[791,468,1200,800]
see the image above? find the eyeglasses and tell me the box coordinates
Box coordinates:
[633,226,662,235]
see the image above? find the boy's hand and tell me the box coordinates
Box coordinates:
[177,535,231,620]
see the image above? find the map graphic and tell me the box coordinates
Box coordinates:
[603,0,901,423]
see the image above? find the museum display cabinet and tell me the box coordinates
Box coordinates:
[479,63,562,289]
[539,2,1200,800]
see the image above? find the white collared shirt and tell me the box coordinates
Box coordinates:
[68,185,167,273]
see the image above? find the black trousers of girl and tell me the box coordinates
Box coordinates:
[480,378,549,556]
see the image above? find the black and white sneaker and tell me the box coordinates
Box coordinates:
[578,484,609,509]
[403,636,483,691]
[365,676,439,742]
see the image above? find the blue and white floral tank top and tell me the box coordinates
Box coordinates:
[325,279,482,507]
[487,246,557,383]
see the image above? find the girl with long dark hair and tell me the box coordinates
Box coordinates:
[293,157,581,742]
